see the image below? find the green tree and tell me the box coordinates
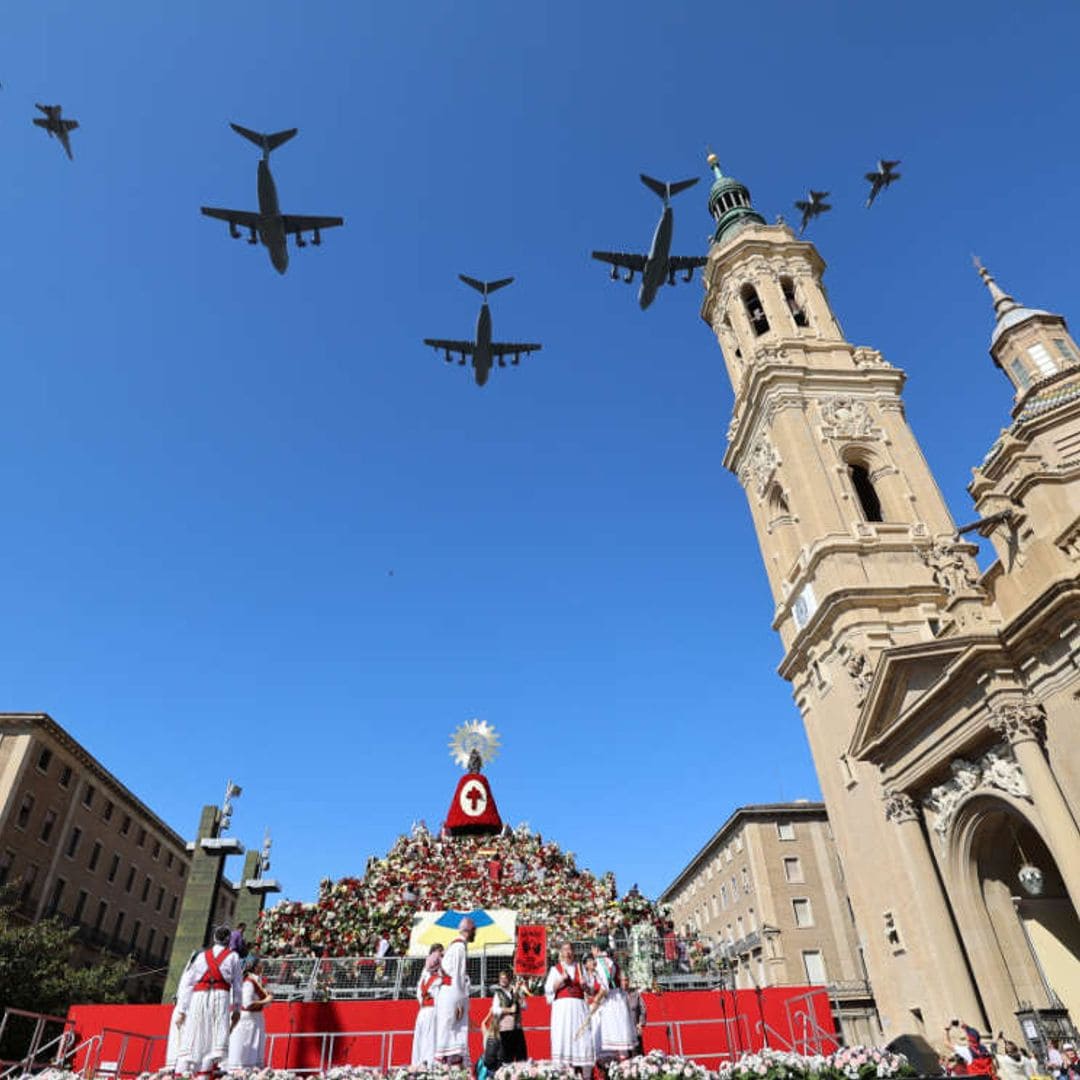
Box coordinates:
[0,885,129,1059]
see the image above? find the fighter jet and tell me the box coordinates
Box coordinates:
[200,123,344,274]
[794,190,831,235]
[33,104,78,160]
[592,175,708,310]
[423,275,542,388]
[865,160,901,208]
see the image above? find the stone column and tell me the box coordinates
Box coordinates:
[882,791,984,1024]
[989,698,1080,912]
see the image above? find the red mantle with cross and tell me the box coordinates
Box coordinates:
[444,772,502,835]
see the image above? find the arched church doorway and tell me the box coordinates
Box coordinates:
[964,801,1080,1035]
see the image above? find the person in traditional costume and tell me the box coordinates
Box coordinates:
[491,968,528,1063]
[226,957,273,1069]
[165,951,199,1071]
[582,954,605,1058]
[175,926,244,1077]
[544,942,596,1075]
[435,917,475,1065]
[592,944,636,1061]
[412,944,447,1066]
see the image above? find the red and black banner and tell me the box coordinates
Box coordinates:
[514,924,547,977]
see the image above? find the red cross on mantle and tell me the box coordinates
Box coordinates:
[464,784,484,811]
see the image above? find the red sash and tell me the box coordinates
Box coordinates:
[193,947,232,992]
[554,962,584,1000]
[420,972,448,1007]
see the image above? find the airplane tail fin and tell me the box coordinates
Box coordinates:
[230,123,298,156]
[459,274,514,298]
[640,174,700,202]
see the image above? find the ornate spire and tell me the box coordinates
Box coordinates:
[706,151,765,243]
[972,256,1020,320]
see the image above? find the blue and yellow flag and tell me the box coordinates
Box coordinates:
[407,908,517,956]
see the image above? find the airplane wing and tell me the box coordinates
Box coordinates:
[32,118,50,129]
[201,206,260,229]
[668,255,708,271]
[281,214,345,236]
[591,251,648,272]
[61,120,79,132]
[491,343,542,365]
[424,338,475,362]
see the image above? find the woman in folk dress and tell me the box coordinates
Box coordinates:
[592,945,636,1060]
[581,954,606,1059]
[412,944,447,1066]
[227,957,273,1068]
[544,942,596,1076]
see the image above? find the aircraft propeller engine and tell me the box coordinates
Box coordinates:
[458,357,466,365]
[312,228,322,246]
[444,350,452,363]
[512,353,520,365]
[622,268,634,283]
[247,226,258,245]
[228,223,241,240]
[682,268,694,282]
[667,270,676,286]
[498,358,506,367]
[610,266,618,281]
[295,233,307,248]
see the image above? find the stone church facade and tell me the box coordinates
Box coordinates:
[699,154,1080,1046]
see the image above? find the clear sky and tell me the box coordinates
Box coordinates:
[2,2,1078,905]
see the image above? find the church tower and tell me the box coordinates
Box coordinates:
[702,156,1080,1044]
[700,155,992,1038]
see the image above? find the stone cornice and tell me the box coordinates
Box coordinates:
[724,361,907,473]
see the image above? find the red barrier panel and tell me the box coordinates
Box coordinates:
[68,988,837,1074]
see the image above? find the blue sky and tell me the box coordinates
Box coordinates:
[2,2,1078,904]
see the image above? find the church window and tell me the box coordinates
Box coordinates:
[1054,338,1075,361]
[768,483,790,519]
[848,463,884,522]
[1009,359,1029,389]
[780,277,809,328]
[741,284,770,335]
[792,898,814,927]
[1027,342,1056,377]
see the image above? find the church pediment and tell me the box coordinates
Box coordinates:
[849,636,1000,764]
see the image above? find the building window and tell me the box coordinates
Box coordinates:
[156,886,165,912]
[161,934,170,958]
[777,821,796,841]
[16,794,34,830]
[19,863,38,904]
[103,800,114,822]
[741,284,770,335]
[1009,358,1030,389]
[137,828,147,848]
[40,809,58,843]
[88,841,102,872]
[793,898,815,927]
[45,877,66,917]
[1053,338,1075,362]
[65,826,82,859]
[0,850,13,886]
[178,864,186,879]
[120,814,131,836]
[1028,342,1057,377]
[780,276,809,328]
[802,950,827,985]
[166,852,174,870]
[112,911,125,945]
[141,876,151,903]
[94,900,108,931]
[130,919,141,951]
[107,854,120,883]
[73,889,88,923]
[169,894,178,919]
[82,785,95,810]
[783,857,804,883]
[147,927,157,957]
[36,748,53,773]
[152,840,161,860]
[848,462,884,522]
[124,867,136,893]
[59,765,72,789]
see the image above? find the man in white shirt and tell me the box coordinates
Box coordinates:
[435,917,476,1065]
[175,926,244,1076]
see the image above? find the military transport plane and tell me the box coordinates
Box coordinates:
[592,174,707,310]
[201,124,344,274]
[33,104,78,160]
[423,275,542,388]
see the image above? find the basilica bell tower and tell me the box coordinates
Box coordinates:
[699,154,995,1039]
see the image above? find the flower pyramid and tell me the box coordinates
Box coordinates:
[255,822,665,957]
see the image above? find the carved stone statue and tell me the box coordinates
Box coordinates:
[741,435,779,497]
[988,697,1046,745]
[820,395,876,439]
[981,748,1031,799]
[922,540,980,597]
[883,790,919,824]
[840,645,874,703]
[923,744,1032,838]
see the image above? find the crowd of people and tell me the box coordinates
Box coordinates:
[941,1020,1080,1080]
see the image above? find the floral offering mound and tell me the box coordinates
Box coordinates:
[493,1061,585,1080]
[256,822,666,956]
[607,1050,713,1080]
[715,1047,915,1080]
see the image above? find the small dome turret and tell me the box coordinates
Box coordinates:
[707,153,765,243]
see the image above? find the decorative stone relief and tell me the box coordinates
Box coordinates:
[852,347,891,369]
[988,697,1047,746]
[740,435,779,497]
[920,540,982,597]
[922,743,1032,837]
[882,790,919,824]
[840,644,874,704]
[819,396,878,440]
